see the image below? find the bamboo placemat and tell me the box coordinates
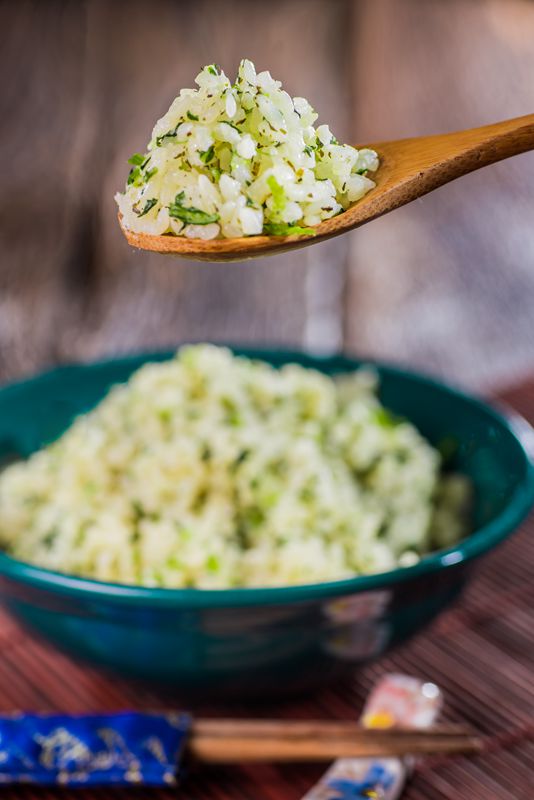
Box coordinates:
[0,378,533,800]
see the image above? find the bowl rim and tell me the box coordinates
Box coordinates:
[0,346,532,608]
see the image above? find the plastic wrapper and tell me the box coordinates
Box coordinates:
[302,674,442,799]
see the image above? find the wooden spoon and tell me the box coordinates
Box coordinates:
[119,114,534,262]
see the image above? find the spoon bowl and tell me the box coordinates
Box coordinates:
[119,114,534,262]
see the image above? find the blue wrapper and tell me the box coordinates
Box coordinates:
[0,711,191,786]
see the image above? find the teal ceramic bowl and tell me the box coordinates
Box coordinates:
[0,348,532,698]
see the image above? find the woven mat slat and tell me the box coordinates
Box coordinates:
[0,380,533,799]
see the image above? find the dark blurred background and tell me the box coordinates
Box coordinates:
[2,0,534,388]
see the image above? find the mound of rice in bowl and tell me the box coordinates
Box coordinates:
[0,346,471,589]
[115,60,379,240]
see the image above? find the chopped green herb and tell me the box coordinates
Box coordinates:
[127,166,142,186]
[131,500,145,520]
[200,145,215,164]
[266,175,286,212]
[209,165,221,182]
[206,554,220,572]
[144,167,158,181]
[42,528,59,548]
[244,506,264,527]
[137,198,158,217]
[221,396,242,426]
[303,144,316,157]
[156,123,179,147]
[263,222,316,236]
[207,64,221,76]
[128,153,146,166]
[221,120,241,133]
[187,111,199,121]
[356,168,368,175]
[168,192,219,225]
[373,407,403,429]
[166,555,183,570]
[235,449,250,466]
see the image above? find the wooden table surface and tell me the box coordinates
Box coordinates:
[0,375,532,800]
[3,0,534,391]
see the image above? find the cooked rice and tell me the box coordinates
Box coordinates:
[115,60,378,239]
[0,346,470,588]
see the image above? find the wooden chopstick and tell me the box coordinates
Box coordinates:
[189,719,482,763]
[193,719,470,739]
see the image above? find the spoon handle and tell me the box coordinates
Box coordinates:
[451,112,534,162]
[364,113,534,218]
[372,113,534,179]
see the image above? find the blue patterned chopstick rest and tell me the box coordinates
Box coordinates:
[0,711,191,786]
